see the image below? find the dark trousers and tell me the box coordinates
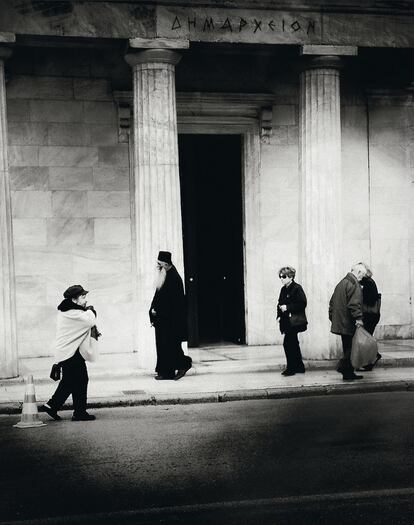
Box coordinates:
[155,326,192,379]
[283,330,305,372]
[48,350,88,415]
[337,334,354,376]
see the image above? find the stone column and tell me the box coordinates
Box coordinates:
[0,45,18,378]
[299,55,343,359]
[125,49,184,370]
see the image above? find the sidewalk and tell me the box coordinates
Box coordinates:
[1,339,414,414]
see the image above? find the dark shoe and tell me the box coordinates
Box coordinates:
[281,369,296,377]
[175,366,192,381]
[40,404,61,421]
[343,374,364,381]
[155,375,175,380]
[295,367,306,374]
[72,412,96,421]
[360,353,382,372]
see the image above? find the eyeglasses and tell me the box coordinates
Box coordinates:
[279,275,288,279]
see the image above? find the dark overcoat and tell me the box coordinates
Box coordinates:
[277,281,308,334]
[329,273,363,336]
[361,275,381,332]
[149,265,187,342]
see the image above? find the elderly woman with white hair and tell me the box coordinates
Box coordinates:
[277,266,308,377]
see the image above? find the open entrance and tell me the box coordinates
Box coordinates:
[179,134,246,348]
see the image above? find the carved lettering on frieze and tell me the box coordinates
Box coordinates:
[221,18,233,32]
[204,18,215,31]
[170,16,316,36]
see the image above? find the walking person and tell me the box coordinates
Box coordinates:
[277,266,307,377]
[41,285,100,421]
[329,263,366,381]
[150,251,192,380]
[359,263,382,371]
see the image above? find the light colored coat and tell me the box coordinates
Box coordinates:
[55,310,98,363]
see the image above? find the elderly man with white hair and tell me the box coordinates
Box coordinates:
[329,263,367,381]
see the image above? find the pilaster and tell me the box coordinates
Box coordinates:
[0,44,18,378]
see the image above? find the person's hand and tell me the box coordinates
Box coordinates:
[280,305,287,312]
[356,319,364,327]
[151,308,157,317]
[86,305,97,316]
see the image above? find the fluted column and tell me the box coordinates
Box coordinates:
[125,49,184,370]
[299,56,343,359]
[0,46,18,378]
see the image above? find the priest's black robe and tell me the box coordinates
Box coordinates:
[149,266,191,378]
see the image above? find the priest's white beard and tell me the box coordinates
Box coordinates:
[155,266,167,291]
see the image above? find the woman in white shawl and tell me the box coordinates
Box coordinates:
[41,285,100,421]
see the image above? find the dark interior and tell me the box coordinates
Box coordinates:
[179,134,246,348]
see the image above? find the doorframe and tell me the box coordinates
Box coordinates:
[177,93,269,345]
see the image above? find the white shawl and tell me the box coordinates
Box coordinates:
[55,310,99,363]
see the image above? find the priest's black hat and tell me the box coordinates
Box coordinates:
[157,251,172,264]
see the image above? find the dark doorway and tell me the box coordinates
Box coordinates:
[179,134,246,348]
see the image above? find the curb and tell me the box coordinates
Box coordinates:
[3,358,414,387]
[2,380,414,416]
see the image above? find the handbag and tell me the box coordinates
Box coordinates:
[289,311,308,332]
[362,293,381,316]
[50,363,61,382]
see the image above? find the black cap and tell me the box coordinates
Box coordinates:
[63,285,89,300]
[157,251,172,264]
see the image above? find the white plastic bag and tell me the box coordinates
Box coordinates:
[350,326,378,369]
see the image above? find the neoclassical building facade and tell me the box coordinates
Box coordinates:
[0,1,413,377]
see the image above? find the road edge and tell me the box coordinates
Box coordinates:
[2,379,414,415]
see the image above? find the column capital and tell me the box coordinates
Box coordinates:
[125,49,181,68]
[129,37,189,49]
[302,55,343,71]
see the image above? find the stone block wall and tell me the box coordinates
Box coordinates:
[260,98,300,345]
[367,98,414,339]
[341,88,414,339]
[7,75,135,357]
[341,94,371,271]
[260,86,414,345]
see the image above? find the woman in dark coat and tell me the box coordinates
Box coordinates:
[359,264,382,371]
[277,266,308,376]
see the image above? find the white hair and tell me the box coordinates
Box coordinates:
[351,262,367,277]
[357,261,372,278]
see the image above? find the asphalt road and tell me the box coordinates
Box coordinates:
[2,392,414,524]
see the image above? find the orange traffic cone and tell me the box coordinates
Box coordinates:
[14,375,46,429]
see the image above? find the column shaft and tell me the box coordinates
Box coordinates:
[127,50,184,369]
[0,50,18,378]
[300,59,343,359]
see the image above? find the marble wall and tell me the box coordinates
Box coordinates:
[341,93,371,270]
[7,75,135,357]
[5,68,414,358]
[257,87,414,345]
[367,97,414,339]
[260,100,300,345]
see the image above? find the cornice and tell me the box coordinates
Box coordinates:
[128,0,414,17]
